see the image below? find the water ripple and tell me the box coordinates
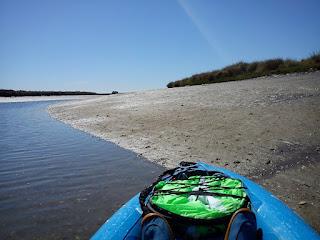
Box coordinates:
[0,101,164,239]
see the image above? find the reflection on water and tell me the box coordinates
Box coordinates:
[0,101,164,239]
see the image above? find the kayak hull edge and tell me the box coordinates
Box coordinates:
[91,161,320,240]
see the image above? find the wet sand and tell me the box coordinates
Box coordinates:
[49,71,320,231]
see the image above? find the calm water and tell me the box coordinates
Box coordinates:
[0,101,164,239]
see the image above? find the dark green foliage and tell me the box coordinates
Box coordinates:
[0,90,108,97]
[167,53,320,88]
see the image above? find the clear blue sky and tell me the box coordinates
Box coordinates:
[1,0,319,92]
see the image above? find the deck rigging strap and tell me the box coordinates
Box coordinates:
[153,189,247,199]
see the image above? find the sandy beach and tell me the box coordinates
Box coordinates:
[48,71,320,231]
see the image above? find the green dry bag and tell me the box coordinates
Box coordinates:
[151,175,247,220]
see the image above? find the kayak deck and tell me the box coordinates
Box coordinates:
[91,162,319,240]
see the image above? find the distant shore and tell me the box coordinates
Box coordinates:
[0,89,100,97]
[49,71,320,231]
[0,95,97,103]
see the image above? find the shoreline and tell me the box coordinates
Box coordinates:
[0,95,97,103]
[48,72,320,231]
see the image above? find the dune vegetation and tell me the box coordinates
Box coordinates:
[167,53,320,88]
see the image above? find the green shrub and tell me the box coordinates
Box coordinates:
[167,53,320,88]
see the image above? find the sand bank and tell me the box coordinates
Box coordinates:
[49,72,320,231]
